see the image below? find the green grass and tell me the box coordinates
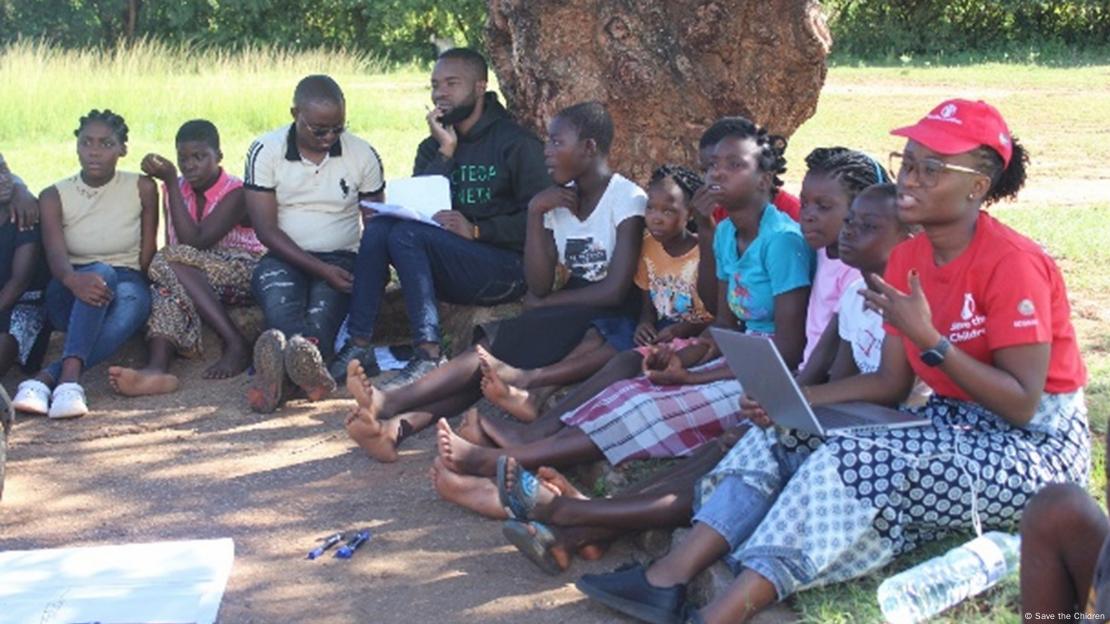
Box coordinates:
[0,40,429,191]
[2,41,1108,624]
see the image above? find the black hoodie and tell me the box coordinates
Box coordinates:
[414,92,549,252]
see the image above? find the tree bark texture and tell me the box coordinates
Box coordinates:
[486,0,832,182]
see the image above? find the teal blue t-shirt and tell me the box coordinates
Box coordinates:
[713,204,814,334]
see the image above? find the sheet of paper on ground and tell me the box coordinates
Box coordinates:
[0,538,234,624]
[362,174,451,227]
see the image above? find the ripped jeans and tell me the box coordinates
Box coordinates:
[251,251,355,361]
[347,218,526,346]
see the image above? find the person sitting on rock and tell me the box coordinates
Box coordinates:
[109,119,265,397]
[243,75,385,413]
[331,47,549,388]
[12,110,158,419]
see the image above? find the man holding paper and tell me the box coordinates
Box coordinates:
[333,47,549,385]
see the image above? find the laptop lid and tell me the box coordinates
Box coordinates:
[710,327,931,436]
[709,327,826,436]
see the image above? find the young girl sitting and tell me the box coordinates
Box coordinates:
[11,110,158,419]
[343,101,645,462]
[578,99,1090,624]
[109,119,264,396]
[477,164,713,422]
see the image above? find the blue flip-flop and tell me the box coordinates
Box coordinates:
[496,455,542,520]
[502,520,563,575]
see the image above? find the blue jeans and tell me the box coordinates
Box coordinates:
[347,218,526,345]
[251,251,355,361]
[43,263,151,382]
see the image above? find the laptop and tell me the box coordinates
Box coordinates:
[710,327,930,437]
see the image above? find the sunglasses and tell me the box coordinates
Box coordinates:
[302,120,346,139]
[889,152,988,188]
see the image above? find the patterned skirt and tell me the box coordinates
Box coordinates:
[561,358,746,465]
[695,390,1091,599]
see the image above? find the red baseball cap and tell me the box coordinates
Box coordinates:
[890,99,1013,167]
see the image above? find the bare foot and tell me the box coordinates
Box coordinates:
[476,344,533,388]
[457,408,496,447]
[108,366,179,397]
[429,456,507,519]
[536,466,590,501]
[346,361,381,413]
[203,340,250,380]
[480,365,541,423]
[436,419,500,476]
[345,407,400,463]
[479,414,542,448]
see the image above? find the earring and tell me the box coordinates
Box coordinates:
[967,193,975,200]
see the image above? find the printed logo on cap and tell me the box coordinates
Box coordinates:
[999,133,1010,146]
[940,104,958,119]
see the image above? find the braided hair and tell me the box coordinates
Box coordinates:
[650,164,703,200]
[973,138,1028,204]
[74,109,129,145]
[700,116,788,192]
[804,147,890,203]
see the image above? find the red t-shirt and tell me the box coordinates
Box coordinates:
[884,211,1086,401]
[712,189,801,224]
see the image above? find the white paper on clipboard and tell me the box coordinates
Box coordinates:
[361,175,451,227]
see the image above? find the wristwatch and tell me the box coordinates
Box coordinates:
[920,336,952,367]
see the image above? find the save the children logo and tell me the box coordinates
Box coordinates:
[960,292,976,321]
[948,292,986,343]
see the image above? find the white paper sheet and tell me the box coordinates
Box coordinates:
[362,174,452,227]
[0,538,235,624]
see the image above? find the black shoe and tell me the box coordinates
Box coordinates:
[575,563,686,624]
[329,341,380,383]
[380,352,444,390]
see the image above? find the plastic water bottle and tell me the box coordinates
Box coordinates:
[877,531,1021,624]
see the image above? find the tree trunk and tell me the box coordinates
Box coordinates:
[485,0,832,182]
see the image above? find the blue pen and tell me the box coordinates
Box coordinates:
[307,532,344,559]
[335,530,371,559]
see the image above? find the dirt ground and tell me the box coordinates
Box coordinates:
[0,338,801,623]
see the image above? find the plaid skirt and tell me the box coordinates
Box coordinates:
[561,358,745,465]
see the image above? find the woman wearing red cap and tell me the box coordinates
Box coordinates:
[575,99,1090,624]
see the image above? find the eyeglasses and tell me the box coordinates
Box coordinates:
[301,120,346,138]
[889,152,988,188]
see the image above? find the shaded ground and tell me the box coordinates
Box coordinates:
[0,350,797,623]
[1,352,637,623]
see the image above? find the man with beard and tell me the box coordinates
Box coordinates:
[332,48,549,387]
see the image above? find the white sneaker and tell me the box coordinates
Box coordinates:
[48,383,89,419]
[12,379,50,415]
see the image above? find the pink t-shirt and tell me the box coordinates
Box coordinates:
[801,248,861,366]
[165,169,265,255]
